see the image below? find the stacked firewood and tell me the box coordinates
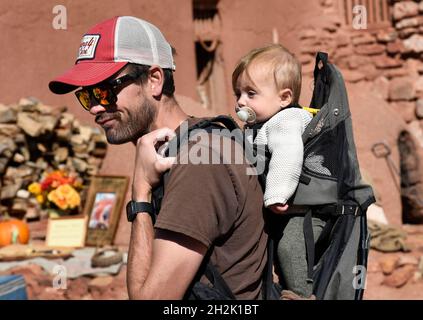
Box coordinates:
[0,97,107,218]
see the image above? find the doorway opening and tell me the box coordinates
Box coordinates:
[398,130,423,224]
[193,0,226,114]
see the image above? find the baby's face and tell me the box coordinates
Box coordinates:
[234,64,282,123]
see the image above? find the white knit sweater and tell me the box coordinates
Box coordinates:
[254,108,313,207]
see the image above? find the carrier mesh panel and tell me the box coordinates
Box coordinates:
[303,124,343,180]
[305,153,332,177]
[336,120,358,202]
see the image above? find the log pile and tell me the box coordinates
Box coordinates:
[0,97,107,218]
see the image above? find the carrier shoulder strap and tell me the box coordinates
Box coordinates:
[303,210,315,284]
[154,115,278,300]
[154,115,242,300]
[310,52,331,110]
[204,262,236,299]
[185,244,236,300]
[302,52,331,287]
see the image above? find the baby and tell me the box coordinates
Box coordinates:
[232,44,325,299]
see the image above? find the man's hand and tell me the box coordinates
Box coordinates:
[132,128,176,200]
[269,203,289,214]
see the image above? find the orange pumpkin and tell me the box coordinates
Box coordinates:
[0,218,30,247]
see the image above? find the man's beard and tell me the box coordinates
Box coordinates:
[103,98,157,144]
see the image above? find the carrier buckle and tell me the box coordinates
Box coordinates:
[341,205,359,216]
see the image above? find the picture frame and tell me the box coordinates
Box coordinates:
[83,175,129,246]
[46,215,88,248]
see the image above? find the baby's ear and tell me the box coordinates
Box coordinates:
[279,88,293,107]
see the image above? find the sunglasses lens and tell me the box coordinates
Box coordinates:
[76,90,91,110]
[93,87,112,106]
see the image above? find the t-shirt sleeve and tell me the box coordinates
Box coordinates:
[154,152,240,248]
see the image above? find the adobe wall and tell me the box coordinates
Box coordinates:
[0,0,198,112]
[217,0,324,112]
[0,0,204,246]
[292,0,423,226]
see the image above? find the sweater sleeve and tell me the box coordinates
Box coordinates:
[262,110,306,207]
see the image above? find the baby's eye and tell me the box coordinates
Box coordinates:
[247,91,256,98]
[234,92,241,99]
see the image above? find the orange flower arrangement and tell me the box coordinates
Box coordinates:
[28,170,83,214]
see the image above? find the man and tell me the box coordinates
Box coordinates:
[49,16,267,299]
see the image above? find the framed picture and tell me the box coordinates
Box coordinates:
[83,175,129,246]
[46,215,88,248]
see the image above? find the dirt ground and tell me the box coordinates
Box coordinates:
[2,221,423,300]
[364,224,423,300]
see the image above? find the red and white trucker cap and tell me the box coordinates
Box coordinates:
[49,16,175,94]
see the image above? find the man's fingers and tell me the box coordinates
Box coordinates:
[155,156,176,173]
[152,127,176,143]
[157,141,170,157]
[137,127,176,147]
[152,128,175,156]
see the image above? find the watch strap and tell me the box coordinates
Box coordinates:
[126,201,155,223]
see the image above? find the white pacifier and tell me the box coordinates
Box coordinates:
[236,106,257,124]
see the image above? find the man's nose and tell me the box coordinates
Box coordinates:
[89,104,107,115]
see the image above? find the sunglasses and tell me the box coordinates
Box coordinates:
[75,72,142,111]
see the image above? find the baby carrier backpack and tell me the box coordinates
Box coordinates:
[293,52,375,299]
[151,52,375,300]
[257,52,376,299]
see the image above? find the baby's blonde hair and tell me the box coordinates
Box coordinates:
[232,44,302,104]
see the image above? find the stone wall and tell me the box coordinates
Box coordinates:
[299,0,423,125]
[293,0,423,225]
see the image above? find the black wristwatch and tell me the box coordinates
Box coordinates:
[126,201,154,223]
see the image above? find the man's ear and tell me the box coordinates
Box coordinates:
[279,88,293,108]
[148,66,164,98]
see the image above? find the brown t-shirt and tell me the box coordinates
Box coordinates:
[155,117,268,300]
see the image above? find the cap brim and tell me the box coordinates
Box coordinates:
[49,61,128,94]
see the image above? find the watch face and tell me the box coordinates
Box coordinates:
[126,201,135,222]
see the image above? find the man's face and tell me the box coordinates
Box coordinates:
[88,68,157,144]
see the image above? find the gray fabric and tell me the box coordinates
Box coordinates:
[323,219,363,300]
[277,215,327,298]
[293,64,374,210]
[275,60,374,300]
[291,174,338,205]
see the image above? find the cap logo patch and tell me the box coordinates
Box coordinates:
[77,34,100,60]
